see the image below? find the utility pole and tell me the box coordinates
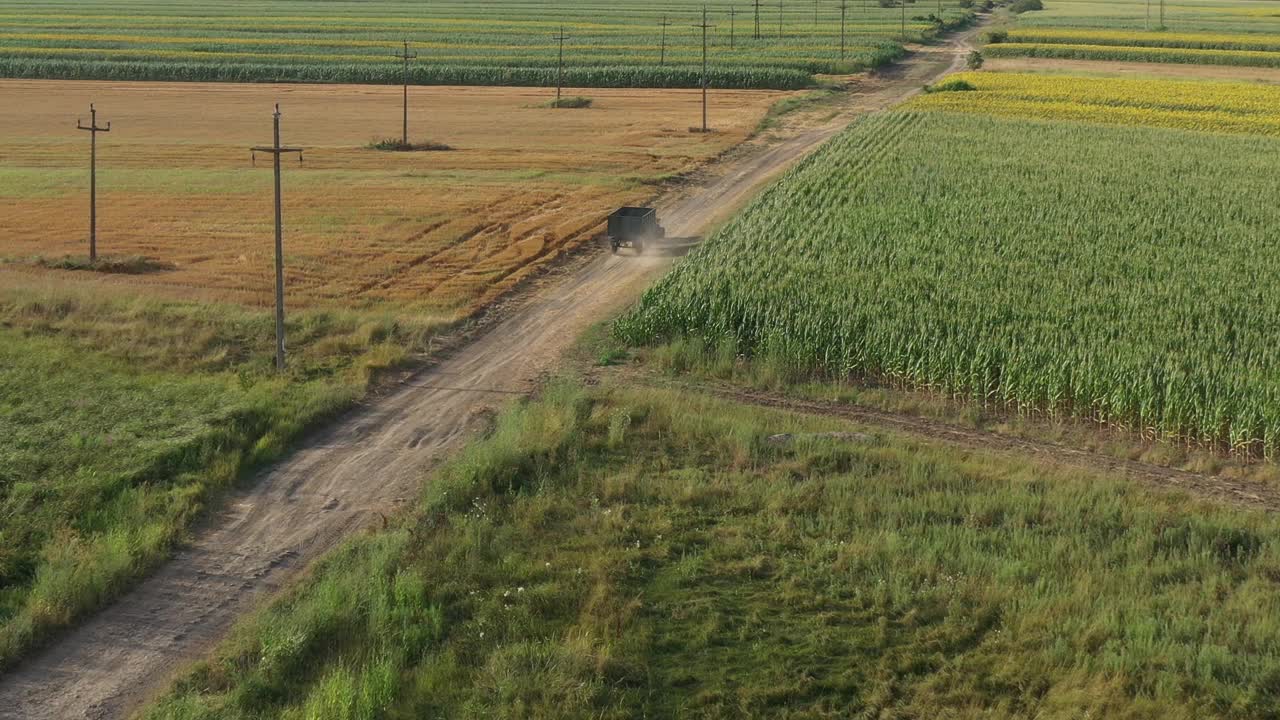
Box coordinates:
[1145,0,1150,30]
[692,7,715,133]
[901,0,906,41]
[729,6,737,49]
[659,15,672,65]
[839,0,847,59]
[76,103,110,262]
[1159,0,1165,27]
[779,0,784,38]
[392,40,417,146]
[250,105,304,372]
[552,25,569,104]
[754,0,761,39]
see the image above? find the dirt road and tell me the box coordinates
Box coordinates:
[0,26,983,720]
[631,376,1280,513]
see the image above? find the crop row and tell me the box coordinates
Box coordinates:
[909,72,1280,135]
[0,0,973,88]
[1002,27,1280,53]
[1007,0,1280,35]
[984,42,1280,68]
[0,42,905,77]
[0,57,816,89]
[617,110,1280,453]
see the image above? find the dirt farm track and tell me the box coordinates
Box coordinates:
[0,28,982,720]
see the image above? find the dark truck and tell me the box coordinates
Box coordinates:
[607,206,665,254]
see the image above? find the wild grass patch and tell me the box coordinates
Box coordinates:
[0,287,433,668]
[365,138,454,152]
[143,379,1280,718]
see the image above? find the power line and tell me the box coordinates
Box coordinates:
[250,104,304,372]
[76,103,110,262]
[552,25,570,104]
[659,15,672,65]
[692,7,715,133]
[392,40,418,146]
[834,0,844,58]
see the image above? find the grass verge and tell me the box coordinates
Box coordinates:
[608,331,1280,487]
[142,378,1280,718]
[2,254,175,274]
[0,286,436,669]
[542,96,593,109]
[365,138,454,152]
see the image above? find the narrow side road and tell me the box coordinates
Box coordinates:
[0,25,984,720]
[630,376,1280,514]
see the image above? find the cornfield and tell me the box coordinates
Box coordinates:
[0,58,815,90]
[617,110,1280,453]
[0,0,966,89]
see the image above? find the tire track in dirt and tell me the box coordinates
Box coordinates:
[630,375,1280,513]
[0,24,988,720]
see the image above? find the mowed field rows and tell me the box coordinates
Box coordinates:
[909,71,1280,135]
[619,77,1280,455]
[0,79,780,315]
[0,0,974,88]
[985,0,1280,68]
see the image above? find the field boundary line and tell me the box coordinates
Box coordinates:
[620,373,1280,513]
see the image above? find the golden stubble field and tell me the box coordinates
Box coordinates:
[0,80,783,315]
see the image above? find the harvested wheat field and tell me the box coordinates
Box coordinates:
[0,80,781,314]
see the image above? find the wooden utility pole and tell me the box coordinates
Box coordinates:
[729,6,737,48]
[393,40,417,145]
[250,105,304,372]
[692,8,715,132]
[779,0,784,38]
[659,15,672,65]
[76,103,110,262]
[754,0,761,39]
[1160,0,1165,27]
[839,0,848,59]
[553,25,569,103]
[1146,0,1150,30]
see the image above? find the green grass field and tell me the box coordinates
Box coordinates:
[0,286,427,668]
[617,98,1280,455]
[140,379,1280,719]
[0,0,975,89]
